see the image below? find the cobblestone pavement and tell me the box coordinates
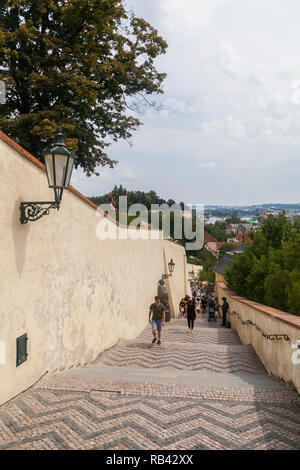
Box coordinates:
[1,315,300,450]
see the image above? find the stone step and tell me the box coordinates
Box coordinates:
[96,345,266,375]
[120,341,253,353]
[45,367,298,402]
[137,328,242,345]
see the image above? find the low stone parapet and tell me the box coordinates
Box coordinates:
[216,282,300,394]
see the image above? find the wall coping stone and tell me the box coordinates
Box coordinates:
[0,129,164,233]
[217,281,300,330]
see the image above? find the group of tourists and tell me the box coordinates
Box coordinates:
[147,282,230,345]
[179,281,230,333]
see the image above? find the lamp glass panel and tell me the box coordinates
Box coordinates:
[44,154,54,187]
[169,261,175,273]
[53,154,69,188]
[64,156,75,188]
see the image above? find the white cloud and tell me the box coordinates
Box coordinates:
[164,98,197,114]
[161,0,228,33]
[199,162,218,169]
[201,115,247,141]
[74,0,300,205]
[123,169,139,180]
[209,42,262,85]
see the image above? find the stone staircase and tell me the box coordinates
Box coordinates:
[97,318,266,375]
[1,312,299,450]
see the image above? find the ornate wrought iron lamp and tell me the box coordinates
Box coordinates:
[20,131,77,224]
[162,259,176,280]
[168,258,175,276]
[188,269,195,280]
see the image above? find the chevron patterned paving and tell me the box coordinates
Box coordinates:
[98,317,265,374]
[136,316,243,345]
[1,309,300,449]
[100,347,266,374]
[0,390,300,450]
[137,328,242,345]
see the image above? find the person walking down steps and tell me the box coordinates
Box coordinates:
[149,296,166,345]
[186,297,197,334]
[221,297,229,327]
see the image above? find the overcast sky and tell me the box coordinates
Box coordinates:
[73,0,300,206]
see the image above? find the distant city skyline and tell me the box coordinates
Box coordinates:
[73,0,300,206]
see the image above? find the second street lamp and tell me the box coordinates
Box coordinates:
[168,259,175,276]
[20,130,77,224]
[162,259,176,280]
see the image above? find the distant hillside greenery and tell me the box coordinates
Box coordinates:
[225,215,300,316]
[90,185,188,235]
[188,250,216,283]
[89,185,184,211]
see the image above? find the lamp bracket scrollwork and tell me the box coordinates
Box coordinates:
[20,201,60,225]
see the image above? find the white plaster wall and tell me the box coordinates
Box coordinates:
[163,240,187,317]
[0,135,187,405]
[216,282,300,394]
[187,263,203,279]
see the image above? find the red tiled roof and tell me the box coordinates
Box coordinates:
[204,231,217,243]
[236,233,253,244]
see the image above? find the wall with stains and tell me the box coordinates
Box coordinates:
[216,281,300,394]
[0,133,187,405]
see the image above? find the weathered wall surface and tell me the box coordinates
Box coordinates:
[163,240,188,317]
[187,263,203,279]
[215,273,225,284]
[0,133,187,405]
[216,281,300,394]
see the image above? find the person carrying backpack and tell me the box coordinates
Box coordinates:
[179,299,186,317]
[186,298,197,334]
[214,296,220,320]
[208,297,216,322]
[201,295,207,314]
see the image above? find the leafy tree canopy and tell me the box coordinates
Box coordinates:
[218,243,238,259]
[225,215,300,316]
[205,221,228,242]
[225,215,242,224]
[89,185,172,210]
[0,0,167,175]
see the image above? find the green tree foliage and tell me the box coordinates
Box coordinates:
[0,0,167,175]
[90,186,187,237]
[218,243,238,259]
[189,249,216,283]
[90,186,170,210]
[198,267,215,283]
[225,215,300,315]
[225,215,242,224]
[205,220,227,241]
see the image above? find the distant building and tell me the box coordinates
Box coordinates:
[235,233,253,245]
[226,223,259,237]
[204,231,218,257]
